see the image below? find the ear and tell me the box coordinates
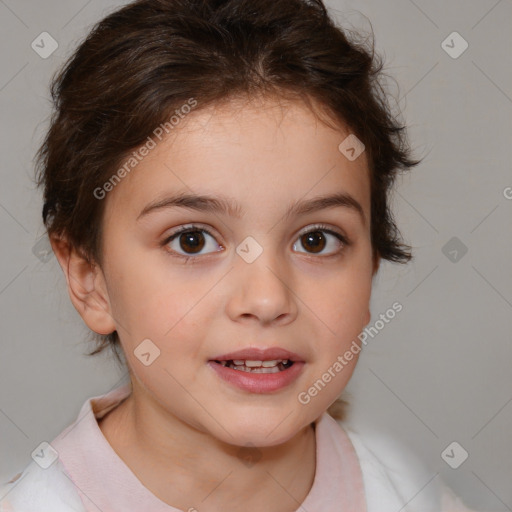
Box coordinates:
[50,236,116,335]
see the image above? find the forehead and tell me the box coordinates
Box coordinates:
[105,95,371,224]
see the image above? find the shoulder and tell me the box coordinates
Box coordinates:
[0,385,131,512]
[0,459,86,512]
[337,422,476,512]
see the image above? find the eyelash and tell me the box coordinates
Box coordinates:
[161,223,350,263]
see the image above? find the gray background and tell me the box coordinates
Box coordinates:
[0,0,511,509]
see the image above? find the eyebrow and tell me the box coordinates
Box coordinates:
[137,191,366,225]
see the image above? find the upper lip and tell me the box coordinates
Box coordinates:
[210,347,304,362]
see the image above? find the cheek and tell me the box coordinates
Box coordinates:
[105,252,215,345]
[305,262,372,341]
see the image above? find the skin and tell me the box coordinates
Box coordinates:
[52,94,380,511]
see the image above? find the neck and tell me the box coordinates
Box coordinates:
[98,386,317,512]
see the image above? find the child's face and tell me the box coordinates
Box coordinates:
[95,96,377,445]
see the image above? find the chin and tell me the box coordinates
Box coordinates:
[207,409,313,448]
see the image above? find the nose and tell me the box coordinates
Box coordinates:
[225,244,298,326]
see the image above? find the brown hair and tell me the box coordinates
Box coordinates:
[36,0,422,421]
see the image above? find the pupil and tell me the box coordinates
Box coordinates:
[180,231,205,253]
[302,231,325,253]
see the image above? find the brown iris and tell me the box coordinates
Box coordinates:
[179,231,206,254]
[300,231,326,253]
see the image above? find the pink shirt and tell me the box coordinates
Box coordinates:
[8,384,367,511]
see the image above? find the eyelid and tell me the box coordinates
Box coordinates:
[162,223,219,243]
[296,223,350,245]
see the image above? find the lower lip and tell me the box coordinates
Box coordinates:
[207,361,305,393]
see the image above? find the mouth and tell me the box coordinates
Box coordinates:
[207,347,305,393]
[212,359,295,373]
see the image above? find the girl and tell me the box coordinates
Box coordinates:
[1,0,476,510]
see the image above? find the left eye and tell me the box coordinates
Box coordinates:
[292,227,347,256]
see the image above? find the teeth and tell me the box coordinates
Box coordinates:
[230,359,288,368]
[245,360,263,367]
[233,365,281,374]
[218,359,288,373]
[249,366,281,374]
[217,359,292,373]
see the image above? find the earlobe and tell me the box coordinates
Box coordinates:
[50,236,116,335]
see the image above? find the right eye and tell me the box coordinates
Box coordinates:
[162,224,224,259]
